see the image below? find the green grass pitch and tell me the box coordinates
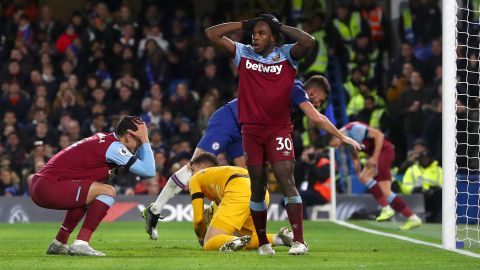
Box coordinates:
[0,221,478,270]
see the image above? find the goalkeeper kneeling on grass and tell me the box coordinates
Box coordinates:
[185,153,293,251]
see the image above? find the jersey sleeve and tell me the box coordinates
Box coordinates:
[233,42,245,67]
[280,43,299,69]
[347,123,368,144]
[291,79,309,108]
[105,141,135,166]
[189,175,207,240]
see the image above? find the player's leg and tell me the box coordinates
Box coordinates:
[148,131,230,219]
[69,182,116,256]
[241,217,293,249]
[29,176,94,255]
[268,130,307,255]
[271,160,308,255]
[376,147,421,229]
[358,163,393,221]
[243,133,273,255]
[203,201,251,252]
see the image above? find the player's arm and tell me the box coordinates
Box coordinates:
[190,178,207,243]
[105,142,155,178]
[299,102,361,151]
[205,22,241,57]
[280,25,315,60]
[366,127,384,167]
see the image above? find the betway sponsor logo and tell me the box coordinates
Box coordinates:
[245,59,283,75]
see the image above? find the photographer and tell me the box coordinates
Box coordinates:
[402,150,443,223]
[298,144,331,219]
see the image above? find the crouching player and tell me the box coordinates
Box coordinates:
[30,116,155,256]
[329,122,422,230]
[187,153,293,252]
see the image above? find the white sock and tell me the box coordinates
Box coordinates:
[382,205,393,211]
[151,165,192,215]
[151,179,182,215]
[73,239,88,246]
[409,214,421,221]
[53,239,65,246]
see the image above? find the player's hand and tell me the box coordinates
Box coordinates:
[341,136,362,151]
[241,18,259,31]
[258,14,281,31]
[127,119,149,143]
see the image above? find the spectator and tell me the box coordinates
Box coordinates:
[401,150,442,223]
[170,82,199,120]
[399,71,430,150]
[298,145,331,219]
[138,24,169,58]
[1,81,31,123]
[3,131,26,175]
[34,5,63,43]
[55,24,80,54]
[0,168,21,196]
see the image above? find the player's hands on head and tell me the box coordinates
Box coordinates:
[127,119,149,143]
[258,13,281,31]
[241,18,259,31]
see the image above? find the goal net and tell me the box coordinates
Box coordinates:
[444,0,480,250]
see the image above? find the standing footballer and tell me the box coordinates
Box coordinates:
[205,14,319,255]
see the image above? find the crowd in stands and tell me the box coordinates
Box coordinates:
[0,0,444,205]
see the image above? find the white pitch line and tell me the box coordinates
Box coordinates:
[334,220,480,259]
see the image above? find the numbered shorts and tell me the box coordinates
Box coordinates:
[375,143,395,182]
[210,178,270,233]
[30,175,94,210]
[241,127,295,166]
[197,132,244,161]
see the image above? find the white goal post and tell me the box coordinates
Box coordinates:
[442,0,457,250]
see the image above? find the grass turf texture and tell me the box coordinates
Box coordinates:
[0,221,478,270]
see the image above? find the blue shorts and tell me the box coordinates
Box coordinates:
[197,105,243,160]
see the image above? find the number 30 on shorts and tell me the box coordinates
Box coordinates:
[275,137,292,151]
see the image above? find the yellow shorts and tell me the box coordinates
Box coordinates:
[210,178,270,234]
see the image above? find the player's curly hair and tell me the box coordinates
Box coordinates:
[190,153,219,167]
[116,116,142,137]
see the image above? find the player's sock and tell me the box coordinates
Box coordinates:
[245,233,276,249]
[250,200,269,246]
[151,164,192,215]
[284,196,305,244]
[55,207,86,244]
[387,192,414,218]
[366,179,389,207]
[76,195,115,242]
[203,234,236,251]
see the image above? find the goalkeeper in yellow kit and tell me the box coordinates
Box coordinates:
[187,153,293,252]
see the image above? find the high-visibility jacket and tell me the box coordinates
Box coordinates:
[333,11,362,45]
[402,161,443,195]
[305,30,328,74]
[313,157,331,202]
[369,108,385,130]
[343,81,360,99]
[347,92,385,116]
[401,7,415,44]
[362,6,384,42]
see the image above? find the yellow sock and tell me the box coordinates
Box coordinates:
[204,234,236,251]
